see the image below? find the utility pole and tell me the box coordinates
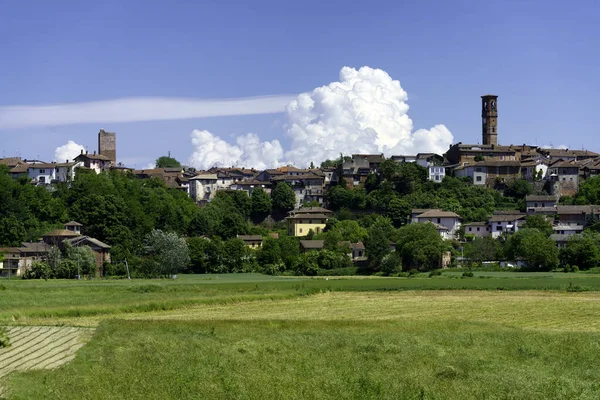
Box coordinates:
[125,259,131,280]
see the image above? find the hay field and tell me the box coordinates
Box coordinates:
[3,274,600,399]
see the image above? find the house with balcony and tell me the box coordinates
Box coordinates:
[488,212,526,238]
[271,172,325,208]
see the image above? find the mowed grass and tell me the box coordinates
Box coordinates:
[4,274,600,398]
[3,272,600,325]
[8,316,600,399]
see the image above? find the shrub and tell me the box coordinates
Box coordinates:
[408,269,420,277]
[0,327,9,348]
[462,271,474,278]
[564,265,580,273]
[429,270,442,277]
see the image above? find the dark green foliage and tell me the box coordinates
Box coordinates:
[251,187,272,221]
[144,229,190,277]
[271,182,296,212]
[0,327,9,348]
[505,179,533,199]
[364,217,394,270]
[155,156,181,168]
[464,237,502,265]
[504,229,559,270]
[560,231,600,270]
[574,175,600,205]
[523,215,554,237]
[396,223,447,271]
[462,271,474,278]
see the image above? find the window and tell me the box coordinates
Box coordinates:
[534,203,538,207]
[299,228,303,233]
[477,227,480,232]
[496,226,503,231]
[437,218,441,224]
[39,177,46,183]
[476,176,482,182]
[39,169,45,173]
[309,220,312,224]
[468,227,472,232]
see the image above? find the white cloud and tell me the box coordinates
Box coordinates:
[188,130,284,170]
[187,66,454,169]
[540,144,568,150]
[0,95,295,129]
[54,140,85,162]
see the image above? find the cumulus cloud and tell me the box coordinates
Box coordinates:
[187,66,454,169]
[0,95,295,129]
[54,140,85,162]
[188,130,284,170]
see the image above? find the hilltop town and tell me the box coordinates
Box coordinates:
[2,94,600,278]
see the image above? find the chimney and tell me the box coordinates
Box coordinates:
[93,151,96,155]
[80,149,84,154]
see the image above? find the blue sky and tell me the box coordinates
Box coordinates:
[1,0,599,168]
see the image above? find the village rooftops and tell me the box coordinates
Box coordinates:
[75,152,112,161]
[65,236,111,249]
[463,221,488,226]
[271,173,325,181]
[190,173,218,180]
[352,154,385,163]
[425,221,449,231]
[0,157,22,167]
[489,214,526,222]
[299,240,325,250]
[416,210,461,219]
[43,229,81,238]
[289,206,333,215]
[64,221,83,227]
[236,235,263,241]
[525,195,558,202]
[286,213,329,220]
[493,210,525,215]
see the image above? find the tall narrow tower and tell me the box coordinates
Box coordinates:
[98,129,116,164]
[481,94,498,146]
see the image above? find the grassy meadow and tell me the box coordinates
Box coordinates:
[2,273,600,399]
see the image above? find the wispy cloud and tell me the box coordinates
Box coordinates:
[0,95,295,129]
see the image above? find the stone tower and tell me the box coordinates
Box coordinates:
[98,129,116,164]
[481,94,498,146]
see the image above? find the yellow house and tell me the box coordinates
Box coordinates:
[286,207,332,237]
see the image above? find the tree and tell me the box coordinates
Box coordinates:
[251,187,272,220]
[560,231,600,270]
[396,223,446,270]
[365,223,392,270]
[144,229,190,277]
[505,179,533,199]
[387,197,412,227]
[222,238,254,273]
[464,236,501,265]
[329,220,368,243]
[522,215,554,237]
[155,156,181,169]
[271,182,296,212]
[504,229,559,270]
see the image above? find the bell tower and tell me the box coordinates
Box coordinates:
[481,94,498,145]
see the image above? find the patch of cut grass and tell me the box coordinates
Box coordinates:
[8,318,600,400]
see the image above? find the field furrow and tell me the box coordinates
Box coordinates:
[0,326,94,380]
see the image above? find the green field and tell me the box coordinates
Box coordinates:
[3,273,600,399]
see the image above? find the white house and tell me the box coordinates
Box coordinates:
[463,222,490,238]
[489,213,526,238]
[413,210,461,239]
[27,162,56,185]
[525,195,558,210]
[553,224,584,236]
[74,151,112,173]
[428,166,446,183]
[189,174,218,203]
